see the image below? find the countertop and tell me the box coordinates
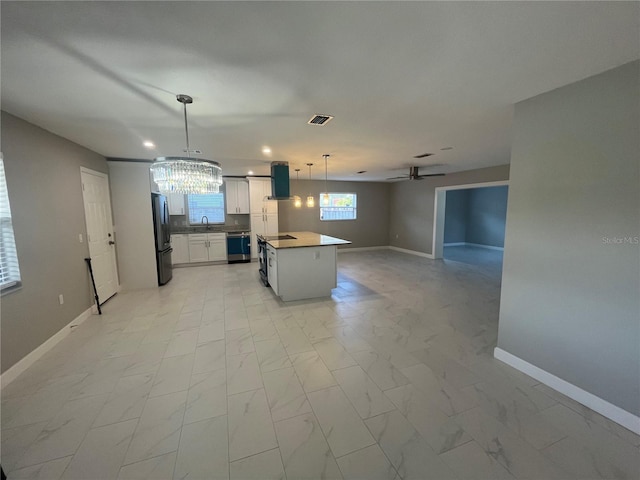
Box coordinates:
[264,231,351,249]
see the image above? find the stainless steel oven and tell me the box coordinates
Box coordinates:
[257,234,269,286]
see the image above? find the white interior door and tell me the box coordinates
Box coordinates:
[81,168,118,304]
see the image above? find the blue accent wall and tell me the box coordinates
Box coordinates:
[444,189,468,243]
[444,186,508,248]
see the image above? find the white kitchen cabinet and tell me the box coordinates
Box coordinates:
[250,212,279,259]
[188,233,227,262]
[188,234,209,262]
[249,178,278,259]
[267,245,278,295]
[249,178,277,214]
[208,233,227,261]
[168,193,186,215]
[268,244,338,302]
[225,180,250,214]
[170,234,189,264]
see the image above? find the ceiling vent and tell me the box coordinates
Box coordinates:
[413,152,434,159]
[307,114,334,126]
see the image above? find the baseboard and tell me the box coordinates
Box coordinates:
[444,242,504,251]
[0,307,93,388]
[494,347,640,435]
[337,246,389,253]
[465,242,504,251]
[388,246,435,259]
[336,245,436,259]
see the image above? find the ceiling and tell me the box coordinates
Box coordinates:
[1,2,638,181]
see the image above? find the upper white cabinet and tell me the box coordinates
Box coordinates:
[168,193,186,215]
[225,180,250,214]
[249,178,277,214]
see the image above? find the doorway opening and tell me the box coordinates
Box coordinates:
[433,181,508,270]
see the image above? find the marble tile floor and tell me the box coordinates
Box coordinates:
[1,250,638,480]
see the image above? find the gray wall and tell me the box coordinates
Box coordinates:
[279,179,390,248]
[108,162,157,291]
[389,165,510,254]
[444,190,468,244]
[1,111,108,373]
[467,186,508,247]
[498,61,639,415]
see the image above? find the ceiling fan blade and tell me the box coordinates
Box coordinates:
[386,176,409,180]
[417,173,446,177]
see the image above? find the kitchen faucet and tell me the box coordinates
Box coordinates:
[201,216,209,229]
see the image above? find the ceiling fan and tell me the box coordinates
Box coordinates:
[387,166,445,181]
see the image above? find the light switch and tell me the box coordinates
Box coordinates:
[313,251,320,260]
[78,233,83,243]
[58,294,64,305]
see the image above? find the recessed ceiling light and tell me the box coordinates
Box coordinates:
[262,146,272,155]
[143,141,155,148]
[248,170,254,175]
[440,146,453,151]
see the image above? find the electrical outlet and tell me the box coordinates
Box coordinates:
[313,251,320,260]
[58,294,64,305]
[395,234,399,239]
[78,233,83,243]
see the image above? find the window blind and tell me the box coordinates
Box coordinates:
[0,155,21,290]
[187,193,225,225]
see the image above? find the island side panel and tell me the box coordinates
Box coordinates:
[276,245,337,301]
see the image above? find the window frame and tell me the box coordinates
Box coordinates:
[319,192,357,222]
[0,153,22,294]
[187,192,226,225]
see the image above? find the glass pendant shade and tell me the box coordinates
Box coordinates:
[150,94,223,195]
[151,157,222,194]
[321,154,330,207]
[293,168,302,208]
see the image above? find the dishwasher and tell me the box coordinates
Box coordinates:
[226,232,251,263]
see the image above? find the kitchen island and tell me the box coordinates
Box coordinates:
[261,231,351,301]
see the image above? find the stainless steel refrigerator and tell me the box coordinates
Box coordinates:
[151,192,173,285]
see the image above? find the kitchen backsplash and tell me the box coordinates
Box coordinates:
[170,213,250,233]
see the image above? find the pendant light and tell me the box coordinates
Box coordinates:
[293,169,302,208]
[150,94,223,194]
[306,163,315,208]
[322,154,330,206]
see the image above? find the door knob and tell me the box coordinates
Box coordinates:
[108,240,116,245]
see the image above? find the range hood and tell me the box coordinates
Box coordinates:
[269,161,290,199]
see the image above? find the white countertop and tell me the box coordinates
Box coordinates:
[264,231,351,249]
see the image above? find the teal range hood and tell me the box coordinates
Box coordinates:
[270,161,290,199]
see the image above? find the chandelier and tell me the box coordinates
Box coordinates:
[150,94,223,194]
